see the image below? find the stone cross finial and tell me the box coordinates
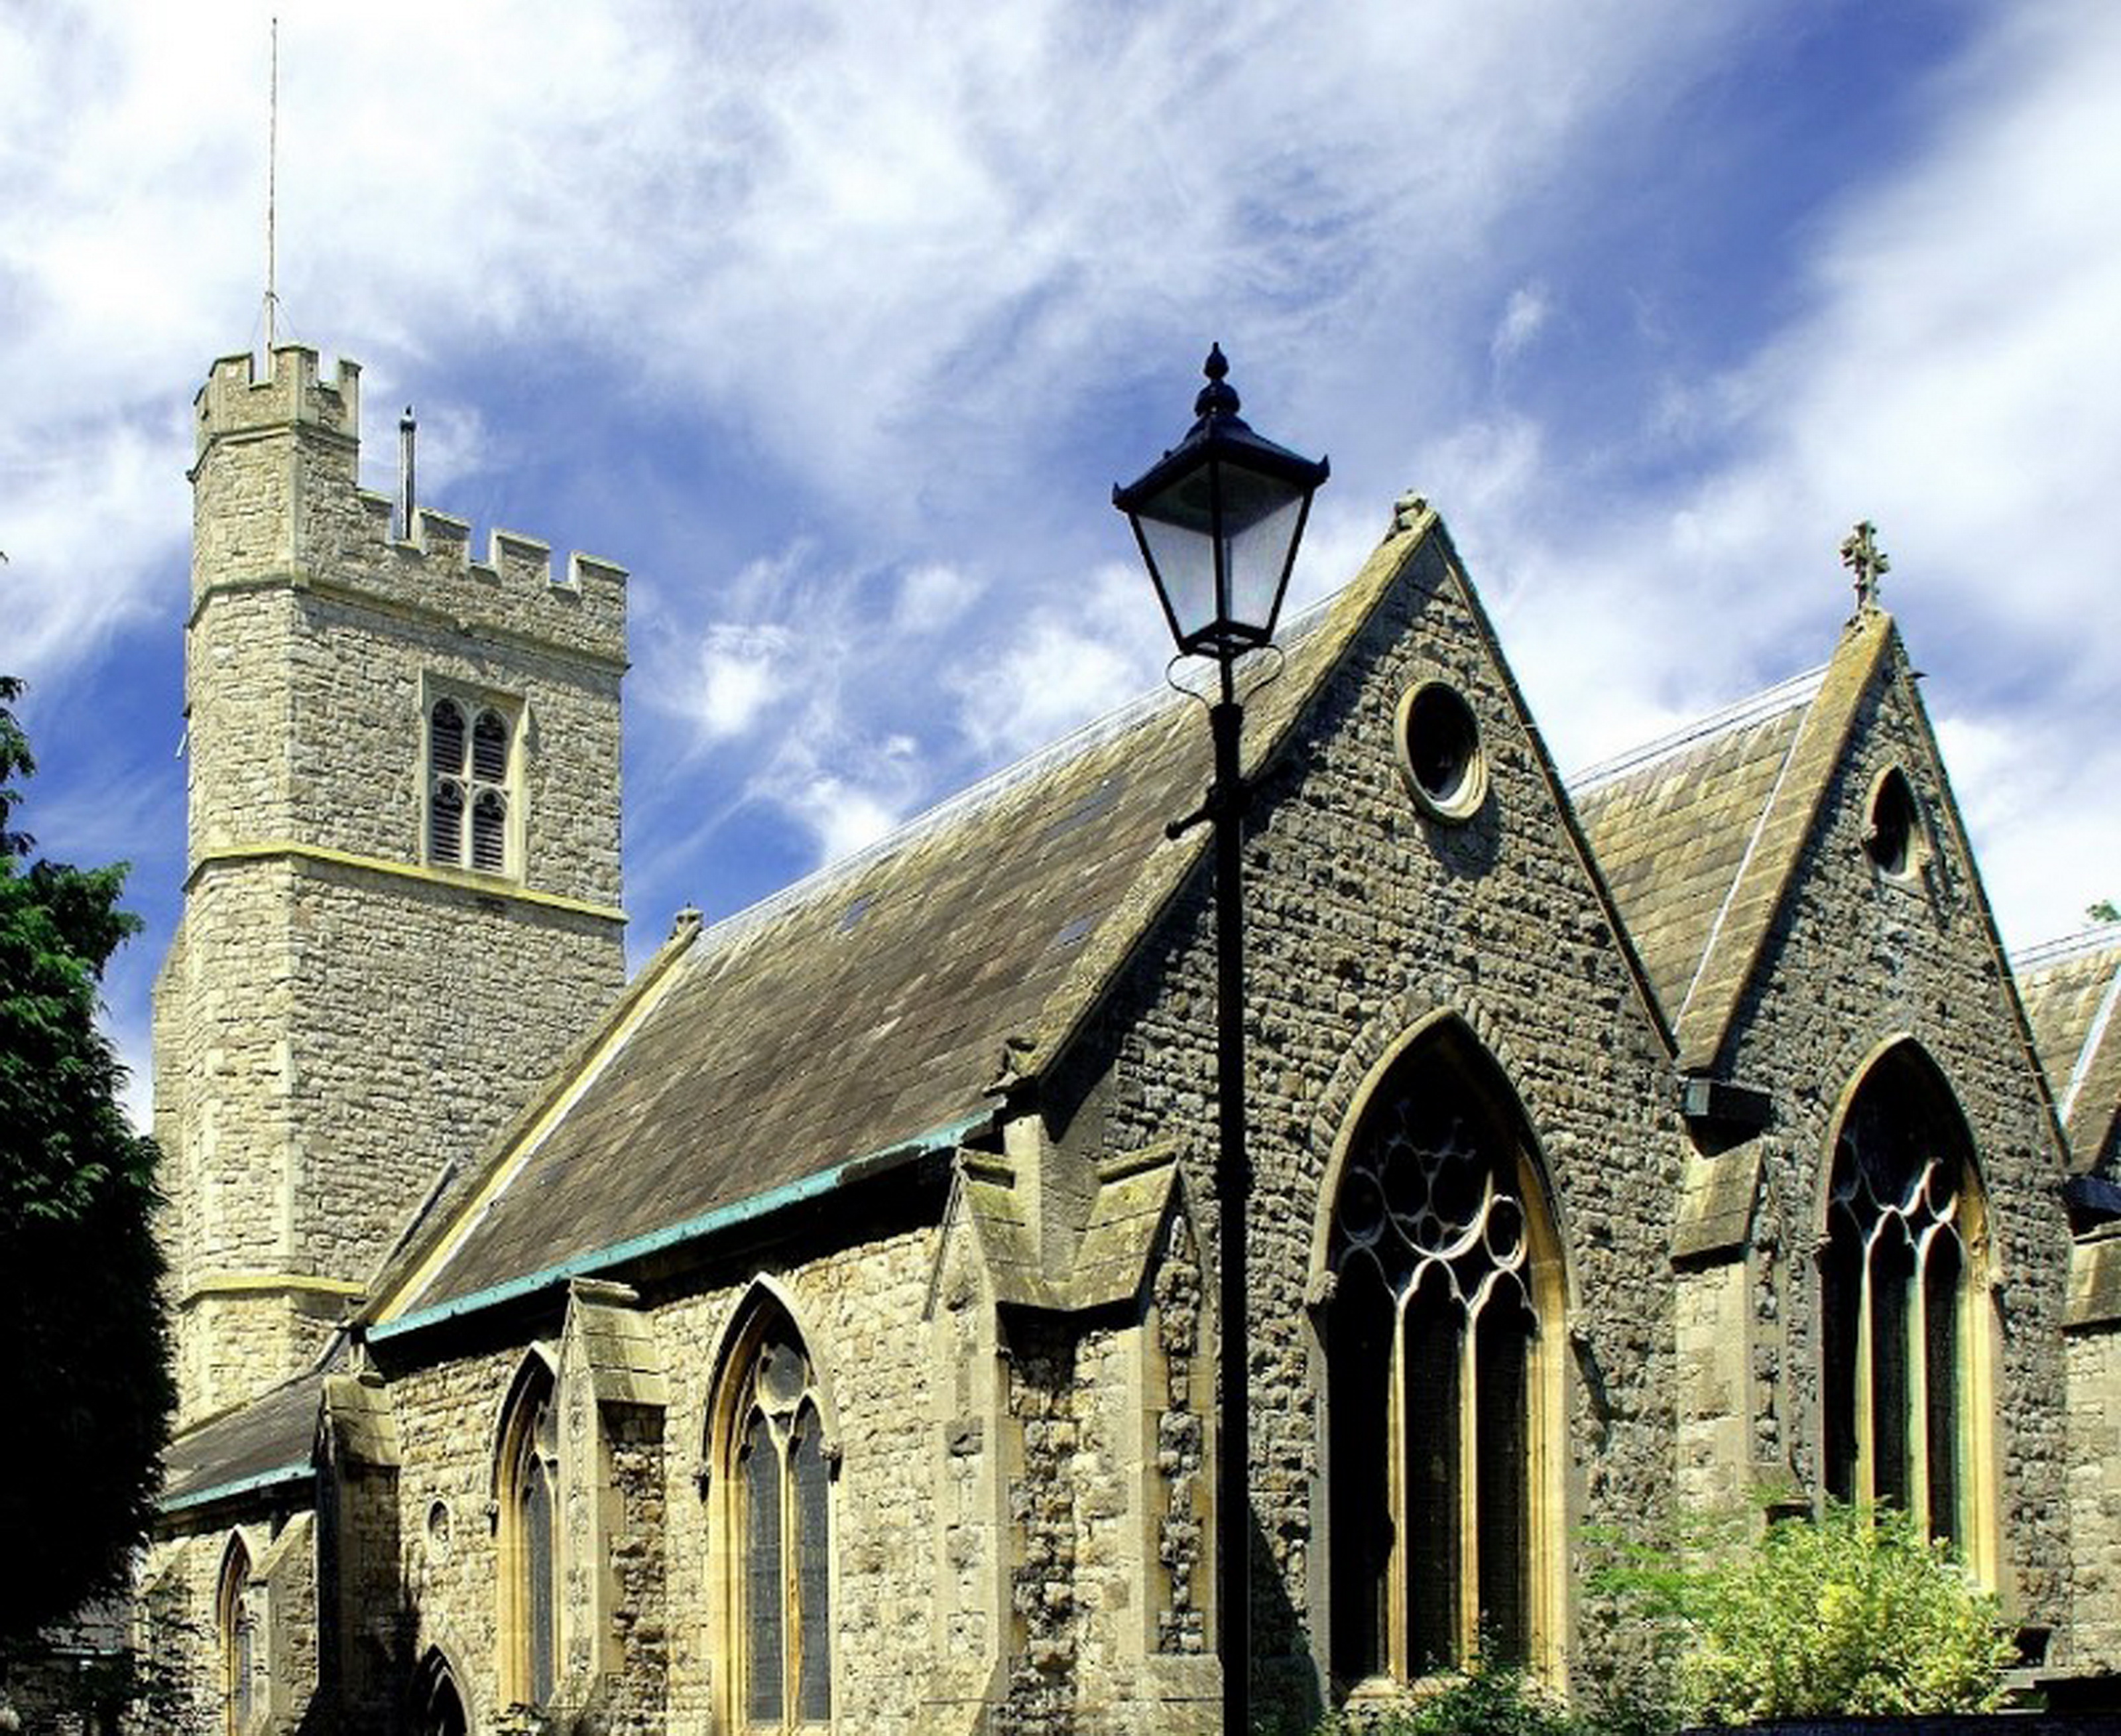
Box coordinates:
[1841,520,1890,612]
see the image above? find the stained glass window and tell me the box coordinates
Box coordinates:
[1325,1035,1555,1685]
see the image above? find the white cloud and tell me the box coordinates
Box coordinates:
[1490,283,1552,369]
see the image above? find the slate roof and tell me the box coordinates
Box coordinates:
[1571,667,1823,1019]
[160,1371,322,1515]
[378,511,1447,1322]
[2015,925,2121,1170]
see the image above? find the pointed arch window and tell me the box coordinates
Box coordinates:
[217,1534,254,1736]
[713,1302,833,1730]
[426,691,517,877]
[1821,1045,1992,1562]
[1324,1031,1562,1688]
[412,1650,469,1736]
[497,1359,560,1708]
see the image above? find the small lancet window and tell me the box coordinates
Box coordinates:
[719,1306,833,1730]
[497,1364,560,1708]
[217,1536,253,1736]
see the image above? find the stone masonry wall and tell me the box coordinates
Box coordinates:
[1715,657,2075,1640]
[157,857,623,1424]
[380,1221,939,1736]
[2065,1326,2121,1670]
[1078,530,1688,1725]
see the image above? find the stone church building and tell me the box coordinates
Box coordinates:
[138,340,2121,1734]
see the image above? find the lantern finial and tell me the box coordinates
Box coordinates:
[1195,343,1241,421]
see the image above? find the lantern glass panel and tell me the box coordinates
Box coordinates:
[1138,511,1217,644]
[1223,485,1305,638]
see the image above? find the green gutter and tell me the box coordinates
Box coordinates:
[370,1110,991,1343]
[160,1460,311,1517]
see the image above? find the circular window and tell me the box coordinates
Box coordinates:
[1864,767,1921,877]
[1396,680,1487,820]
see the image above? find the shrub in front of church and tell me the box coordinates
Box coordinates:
[1673,1503,2015,1723]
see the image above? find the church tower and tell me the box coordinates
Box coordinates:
[154,344,629,1428]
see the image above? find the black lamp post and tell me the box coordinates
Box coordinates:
[1115,345,1327,1735]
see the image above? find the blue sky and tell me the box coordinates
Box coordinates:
[4,0,2118,1121]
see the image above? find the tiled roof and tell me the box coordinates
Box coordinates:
[160,1373,321,1513]
[381,513,1443,1319]
[2015,925,2121,1169]
[1570,670,1823,1021]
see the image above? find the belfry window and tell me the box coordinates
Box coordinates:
[715,1302,832,1730]
[217,1535,253,1736]
[1821,1044,1990,1559]
[426,693,516,875]
[497,1360,560,1708]
[1325,1030,1561,1687]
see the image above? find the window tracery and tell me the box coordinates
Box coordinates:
[1325,1034,1559,1686]
[715,1302,833,1730]
[1821,1046,1990,1559]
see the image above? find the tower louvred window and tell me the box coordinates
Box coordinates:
[430,779,464,863]
[473,709,509,781]
[430,698,466,775]
[473,790,508,875]
[426,692,518,877]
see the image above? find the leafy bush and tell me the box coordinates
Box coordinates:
[1312,1650,1576,1736]
[1596,1500,2017,1725]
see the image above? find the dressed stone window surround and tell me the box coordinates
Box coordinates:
[494,1350,560,1709]
[1862,765,1928,883]
[1320,1023,1564,1692]
[1820,1041,1997,1578]
[1395,677,1488,822]
[707,1294,837,1733]
[424,683,521,877]
[215,1532,256,1736]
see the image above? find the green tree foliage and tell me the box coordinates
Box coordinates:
[2089,899,2120,924]
[1597,1501,2015,1725]
[0,676,173,1641]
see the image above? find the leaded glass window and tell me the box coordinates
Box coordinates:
[726,1312,833,1729]
[1822,1047,1984,1552]
[217,1537,252,1736]
[498,1364,560,1708]
[1325,1036,1557,1687]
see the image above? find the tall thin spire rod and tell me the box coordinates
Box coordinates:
[265,16,279,352]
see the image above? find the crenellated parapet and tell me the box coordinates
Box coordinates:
[190,344,627,666]
[194,343,361,454]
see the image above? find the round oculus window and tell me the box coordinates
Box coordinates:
[1864,766,1921,877]
[1396,680,1487,820]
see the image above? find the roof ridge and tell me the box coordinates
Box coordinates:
[2012,922,2121,973]
[686,589,1343,957]
[1569,663,1828,794]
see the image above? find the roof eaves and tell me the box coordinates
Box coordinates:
[367,1107,989,1344]
[158,1459,311,1519]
